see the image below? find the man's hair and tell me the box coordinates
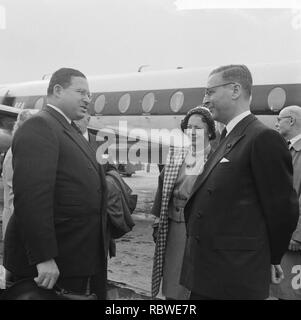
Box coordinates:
[47,68,86,96]
[209,64,253,97]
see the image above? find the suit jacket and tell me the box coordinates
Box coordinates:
[181,114,299,300]
[4,105,107,278]
[106,170,136,239]
[151,147,214,219]
[290,138,301,242]
[151,145,213,297]
[88,131,99,153]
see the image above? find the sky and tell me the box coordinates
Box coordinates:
[0,0,300,84]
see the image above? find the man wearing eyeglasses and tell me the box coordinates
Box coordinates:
[181,64,299,300]
[271,105,301,299]
[3,68,108,299]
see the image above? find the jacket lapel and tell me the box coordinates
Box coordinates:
[43,106,99,173]
[63,130,99,171]
[189,114,257,199]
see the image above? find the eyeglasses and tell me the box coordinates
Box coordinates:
[276,116,292,122]
[204,82,237,96]
[75,89,92,99]
[68,87,92,99]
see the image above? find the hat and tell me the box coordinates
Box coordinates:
[0,278,60,300]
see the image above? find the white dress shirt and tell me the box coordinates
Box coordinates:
[225,110,251,136]
[83,130,89,141]
[290,133,301,147]
[47,104,71,124]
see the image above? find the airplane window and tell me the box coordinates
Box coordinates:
[142,92,155,113]
[94,94,106,114]
[119,93,131,113]
[170,91,184,112]
[267,87,286,112]
[34,97,44,110]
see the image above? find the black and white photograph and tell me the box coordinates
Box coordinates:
[0,0,301,304]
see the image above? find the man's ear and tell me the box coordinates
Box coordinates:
[52,84,63,98]
[290,116,296,126]
[232,83,241,100]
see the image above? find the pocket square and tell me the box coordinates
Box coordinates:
[220,157,230,163]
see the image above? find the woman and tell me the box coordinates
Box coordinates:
[2,109,39,239]
[151,106,216,299]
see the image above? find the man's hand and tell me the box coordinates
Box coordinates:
[289,239,301,251]
[271,264,284,284]
[34,259,60,289]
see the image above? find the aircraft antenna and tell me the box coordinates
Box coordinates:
[42,73,52,80]
[138,65,150,72]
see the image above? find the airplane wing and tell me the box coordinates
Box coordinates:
[0,104,20,117]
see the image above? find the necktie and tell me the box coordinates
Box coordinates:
[219,127,227,142]
[71,121,82,134]
[71,121,96,155]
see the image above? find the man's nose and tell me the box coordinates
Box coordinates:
[82,95,91,104]
[203,95,210,104]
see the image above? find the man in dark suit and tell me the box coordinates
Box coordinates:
[4,68,107,299]
[181,64,299,300]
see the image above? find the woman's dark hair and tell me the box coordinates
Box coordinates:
[181,106,216,140]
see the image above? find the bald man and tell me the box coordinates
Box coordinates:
[272,105,301,299]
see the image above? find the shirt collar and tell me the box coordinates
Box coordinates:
[290,133,301,147]
[225,110,251,136]
[83,130,89,141]
[47,104,71,124]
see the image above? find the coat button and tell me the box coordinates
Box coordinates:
[207,189,212,195]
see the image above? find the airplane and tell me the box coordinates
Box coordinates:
[0,61,301,169]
